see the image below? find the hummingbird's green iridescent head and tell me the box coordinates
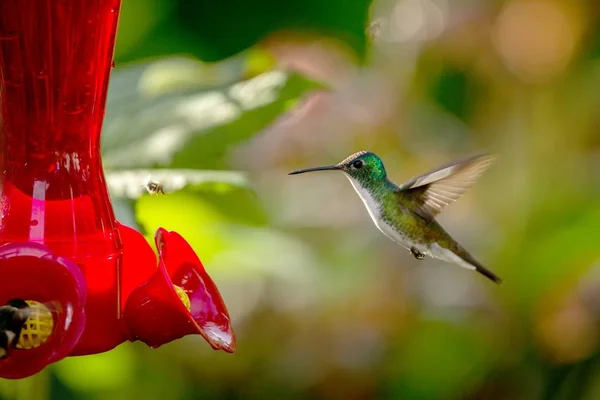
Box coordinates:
[289,151,388,184]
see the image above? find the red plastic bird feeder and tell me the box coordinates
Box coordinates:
[0,0,236,379]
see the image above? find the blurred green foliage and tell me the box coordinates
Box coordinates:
[101,58,324,170]
[3,0,600,399]
[114,0,371,63]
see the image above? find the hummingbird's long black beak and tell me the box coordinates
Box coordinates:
[288,165,340,175]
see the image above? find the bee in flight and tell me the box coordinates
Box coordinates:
[142,175,165,196]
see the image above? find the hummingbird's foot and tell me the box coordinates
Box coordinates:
[410,247,426,260]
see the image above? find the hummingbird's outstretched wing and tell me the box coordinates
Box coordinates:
[398,153,496,221]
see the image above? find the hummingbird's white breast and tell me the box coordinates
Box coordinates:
[343,174,476,271]
[344,175,421,251]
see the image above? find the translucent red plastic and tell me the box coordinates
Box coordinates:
[0,242,87,379]
[0,0,236,379]
[123,227,236,352]
[0,0,123,355]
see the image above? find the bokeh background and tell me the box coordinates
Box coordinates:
[2,0,600,399]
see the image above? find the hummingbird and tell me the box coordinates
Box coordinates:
[289,151,502,284]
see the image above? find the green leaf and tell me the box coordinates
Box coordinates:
[117,168,270,261]
[169,71,324,170]
[105,169,250,199]
[115,0,372,63]
[102,58,324,170]
[113,0,176,62]
[106,168,264,237]
[134,189,270,265]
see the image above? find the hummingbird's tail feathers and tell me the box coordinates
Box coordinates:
[459,252,502,285]
[429,242,502,284]
[473,263,503,284]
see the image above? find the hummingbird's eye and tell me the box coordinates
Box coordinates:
[352,160,364,169]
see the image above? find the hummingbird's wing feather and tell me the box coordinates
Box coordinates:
[398,153,496,221]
